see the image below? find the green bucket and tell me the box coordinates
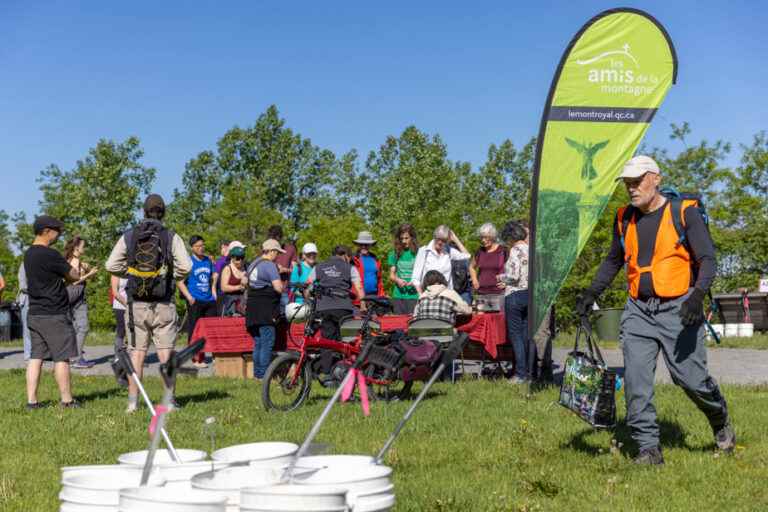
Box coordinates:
[594,308,623,342]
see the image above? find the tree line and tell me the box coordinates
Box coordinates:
[1,106,766,331]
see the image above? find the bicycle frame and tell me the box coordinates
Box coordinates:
[285,286,384,388]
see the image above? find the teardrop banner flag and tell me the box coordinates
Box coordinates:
[528,8,677,339]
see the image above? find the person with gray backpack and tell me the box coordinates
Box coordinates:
[106,194,191,412]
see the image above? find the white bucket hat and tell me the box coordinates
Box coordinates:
[353,231,376,245]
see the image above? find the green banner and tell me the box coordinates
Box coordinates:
[528,8,677,338]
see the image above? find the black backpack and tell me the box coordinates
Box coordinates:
[451,259,470,294]
[125,219,174,302]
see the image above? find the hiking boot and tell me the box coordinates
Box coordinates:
[61,400,82,409]
[26,402,44,410]
[72,358,95,369]
[714,420,736,455]
[632,446,664,465]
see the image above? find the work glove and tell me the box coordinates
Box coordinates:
[679,287,706,326]
[575,288,599,318]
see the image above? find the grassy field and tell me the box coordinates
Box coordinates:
[0,370,766,511]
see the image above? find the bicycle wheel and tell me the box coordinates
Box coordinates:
[365,366,412,401]
[262,352,312,412]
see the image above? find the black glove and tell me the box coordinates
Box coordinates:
[679,287,706,326]
[575,288,599,318]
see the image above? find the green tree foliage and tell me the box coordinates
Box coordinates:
[34,137,156,328]
[15,108,766,333]
[168,105,361,234]
[0,211,20,301]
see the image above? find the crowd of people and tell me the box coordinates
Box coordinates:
[18,192,542,411]
[13,154,737,465]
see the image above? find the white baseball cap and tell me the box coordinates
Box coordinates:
[227,240,246,252]
[302,242,318,255]
[617,155,661,180]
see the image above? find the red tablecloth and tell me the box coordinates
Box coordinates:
[194,313,507,359]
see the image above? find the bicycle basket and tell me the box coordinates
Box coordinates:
[367,345,404,370]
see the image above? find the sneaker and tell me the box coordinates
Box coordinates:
[125,401,138,414]
[61,400,82,409]
[193,361,209,369]
[72,359,95,369]
[632,446,664,465]
[169,398,182,410]
[26,402,44,410]
[508,376,528,385]
[714,420,736,455]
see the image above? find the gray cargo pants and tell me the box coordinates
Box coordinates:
[620,290,729,451]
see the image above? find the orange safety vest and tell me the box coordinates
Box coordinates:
[617,200,698,299]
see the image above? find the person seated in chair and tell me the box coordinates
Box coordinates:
[305,245,365,340]
[412,270,472,325]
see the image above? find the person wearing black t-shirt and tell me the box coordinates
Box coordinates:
[24,215,81,410]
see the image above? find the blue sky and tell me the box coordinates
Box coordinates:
[1,1,766,219]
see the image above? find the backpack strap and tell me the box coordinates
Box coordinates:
[668,198,688,250]
[617,205,635,252]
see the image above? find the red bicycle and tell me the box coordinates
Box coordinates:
[262,284,404,411]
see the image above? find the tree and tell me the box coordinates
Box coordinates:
[37,137,156,259]
[364,126,470,244]
[169,106,360,234]
[36,137,156,329]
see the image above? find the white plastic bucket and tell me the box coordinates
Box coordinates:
[738,323,754,337]
[118,449,208,466]
[211,442,298,465]
[291,455,375,470]
[354,493,396,512]
[724,324,739,338]
[59,466,166,510]
[158,461,232,491]
[119,487,227,511]
[353,484,395,512]
[61,465,127,480]
[292,464,393,508]
[191,465,283,511]
[239,484,348,512]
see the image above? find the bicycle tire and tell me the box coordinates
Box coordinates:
[262,352,312,412]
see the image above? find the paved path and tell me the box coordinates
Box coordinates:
[1,344,766,385]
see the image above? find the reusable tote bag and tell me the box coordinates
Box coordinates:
[559,320,617,429]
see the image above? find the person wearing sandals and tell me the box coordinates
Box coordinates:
[220,241,247,316]
[24,215,81,409]
[387,224,420,315]
[64,236,99,369]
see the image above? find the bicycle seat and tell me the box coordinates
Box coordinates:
[362,295,392,311]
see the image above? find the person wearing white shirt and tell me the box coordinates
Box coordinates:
[410,225,470,293]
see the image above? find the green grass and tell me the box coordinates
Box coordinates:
[0,371,766,511]
[553,330,768,350]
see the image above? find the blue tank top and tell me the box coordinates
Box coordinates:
[187,255,215,302]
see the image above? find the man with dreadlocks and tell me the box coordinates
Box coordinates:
[106,194,191,413]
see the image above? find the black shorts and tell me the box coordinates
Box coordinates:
[28,314,78,362]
